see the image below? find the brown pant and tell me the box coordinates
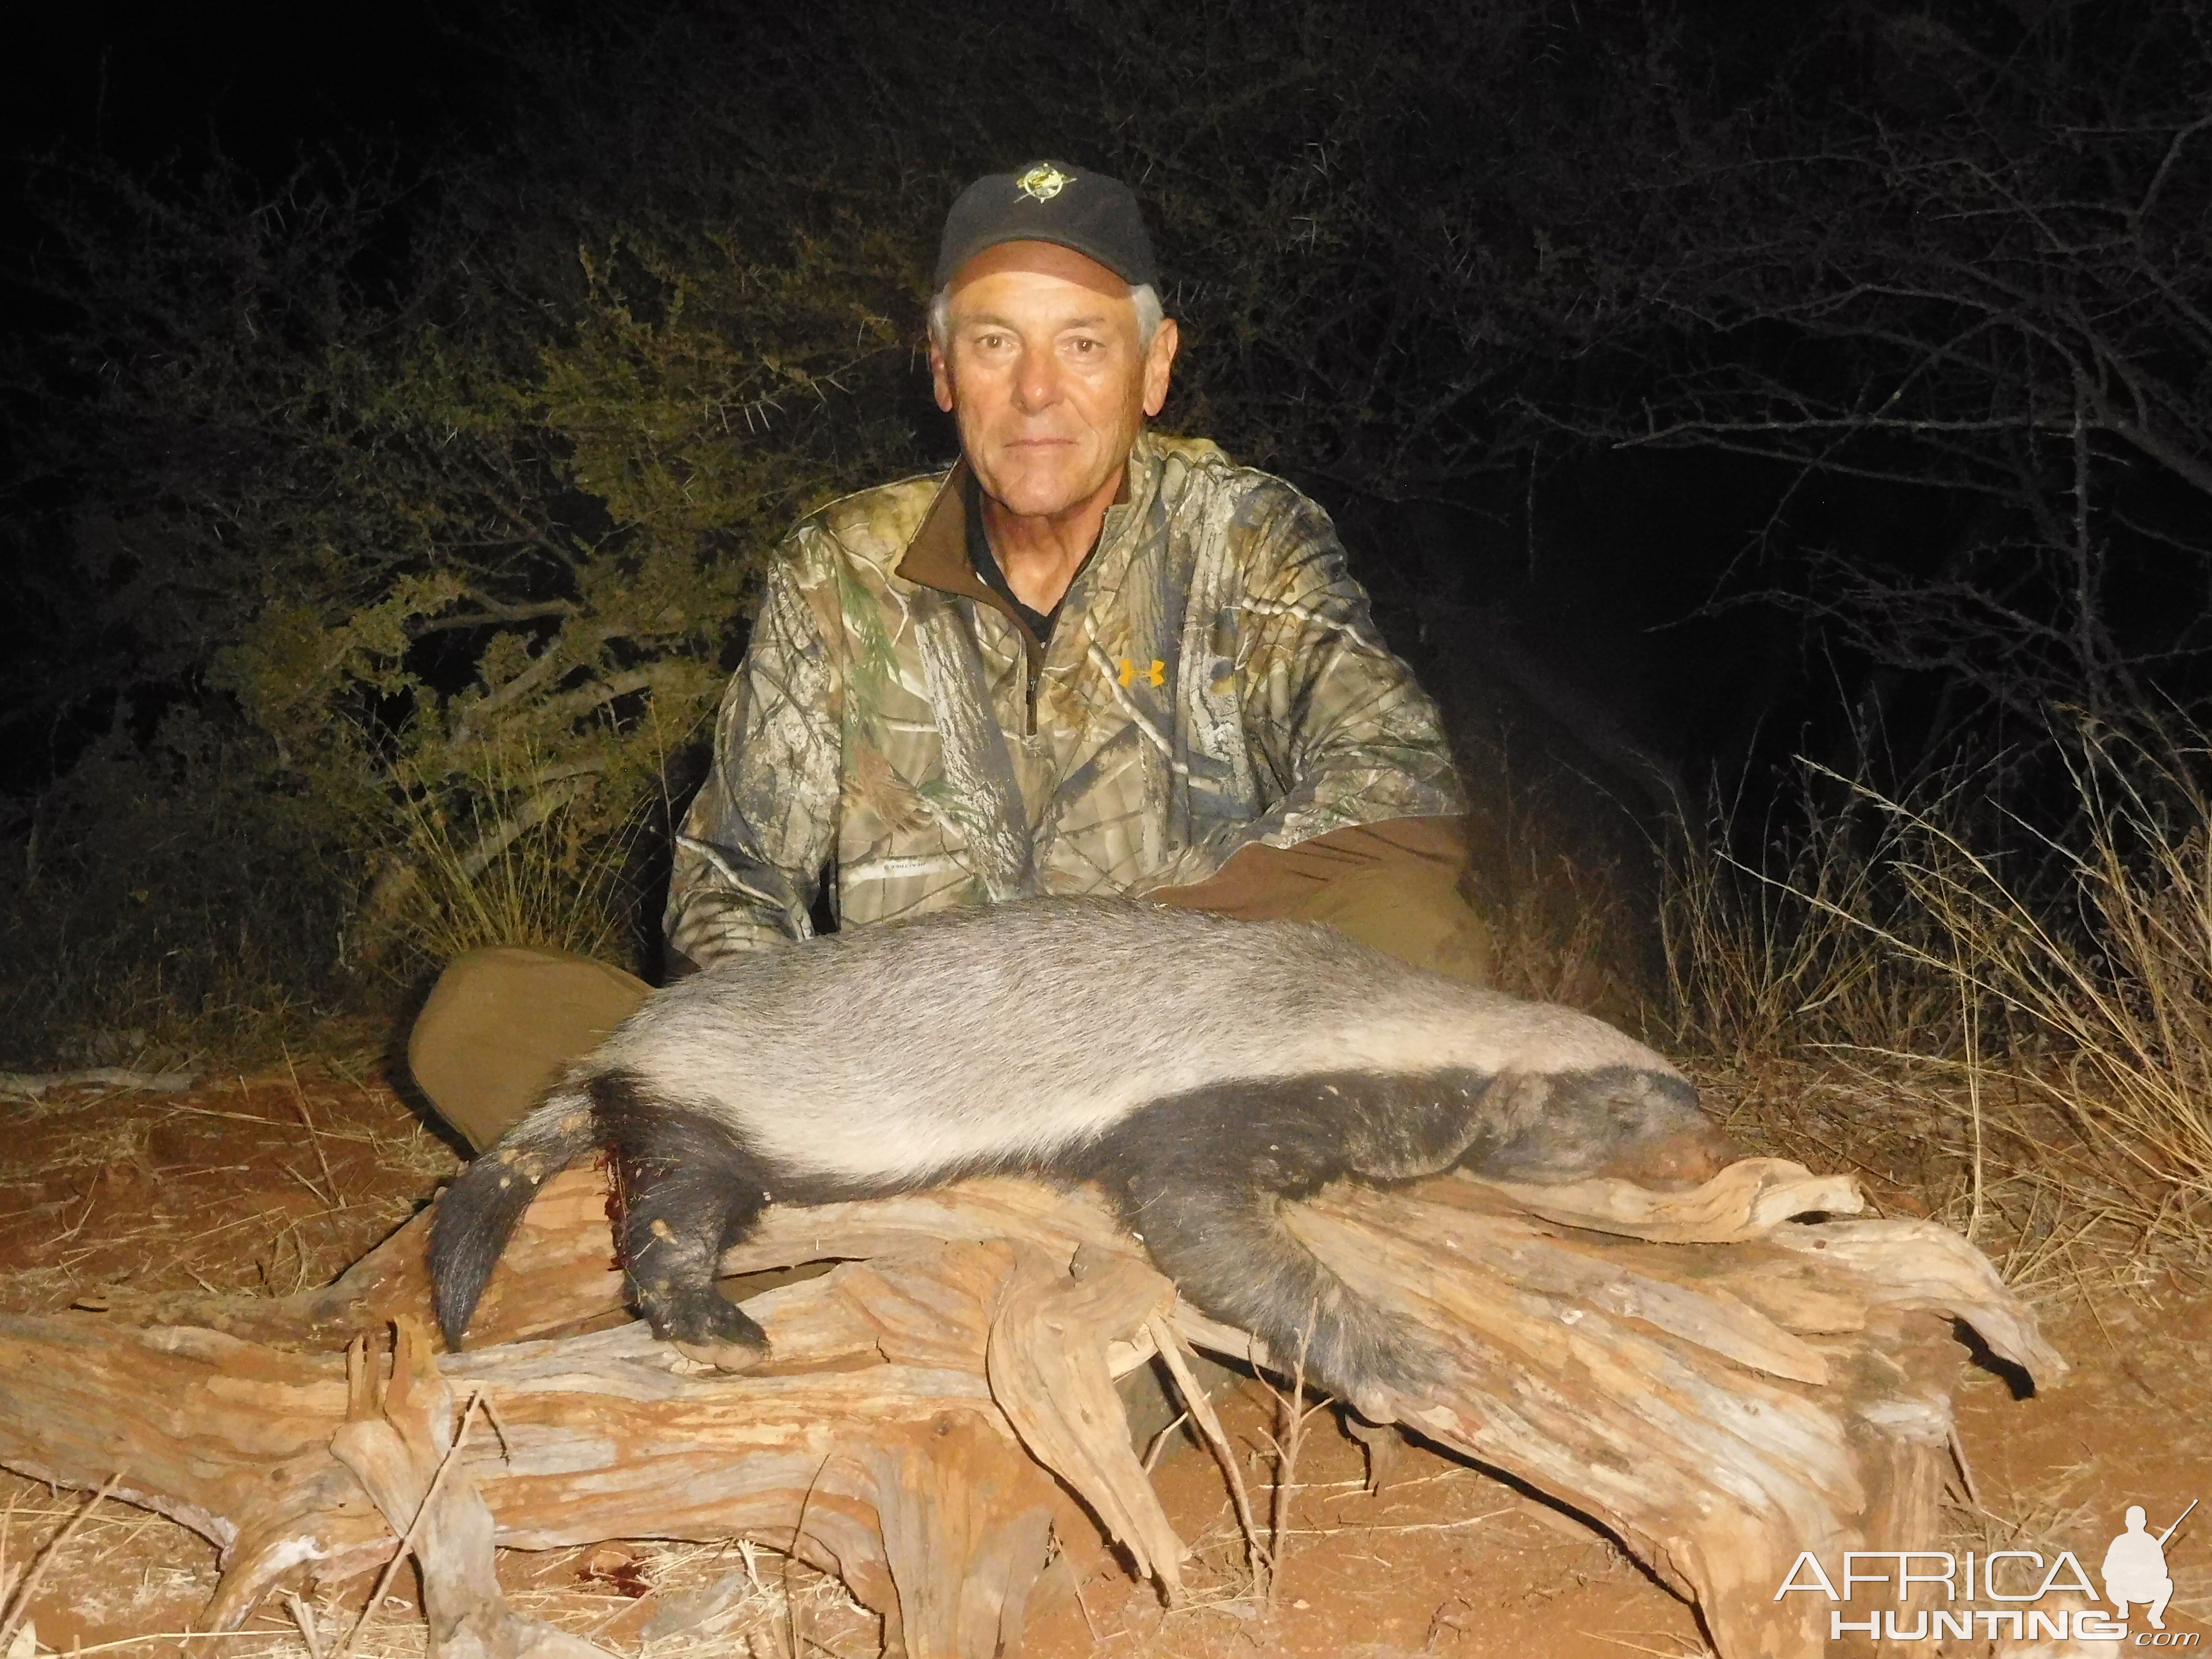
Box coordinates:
[408,816,1491,1153]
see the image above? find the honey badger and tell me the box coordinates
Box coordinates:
[428,897,1732,1406]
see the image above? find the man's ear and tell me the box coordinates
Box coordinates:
[1141,318,1180,418]
[929,340,956,413]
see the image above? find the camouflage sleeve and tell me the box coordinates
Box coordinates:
[1218,486,1466,858]
[662,553,841,967]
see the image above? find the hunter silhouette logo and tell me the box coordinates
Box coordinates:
[2104,1500,2193,1631]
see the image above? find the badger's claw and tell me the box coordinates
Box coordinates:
[671,1334,770,1371]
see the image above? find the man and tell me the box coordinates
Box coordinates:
[410,161,1488,1153]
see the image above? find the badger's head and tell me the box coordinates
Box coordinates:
[1459,1062,1737,1188]
[1415,994,1737,1188]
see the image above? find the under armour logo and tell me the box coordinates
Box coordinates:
[1118,658,1166,688]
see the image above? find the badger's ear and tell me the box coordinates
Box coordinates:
[1489,1070,1564,1129]
[1448,1071,1564,1181]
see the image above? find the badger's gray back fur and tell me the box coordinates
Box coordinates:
[601,898,1667,1177]
[429,897,1729,1411]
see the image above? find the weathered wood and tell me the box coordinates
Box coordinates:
[0,1237,1080,1658]
[985,1242,1185,1599]
[0,1159,2061,1659]
[329,1317,619,1659]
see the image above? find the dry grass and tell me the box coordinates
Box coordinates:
[1694,1054,2185,1304]
[0,1508,881,1659]
[1665,718,2212,1277]
[0,1070,457,1321]
[1458,808,1671,1065]
[364,741,659,984]
[1481,840,1658,1028]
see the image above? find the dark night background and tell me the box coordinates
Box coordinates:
[2,0,2207,1061]
[0,0,1777,784]
[0,0,507,787]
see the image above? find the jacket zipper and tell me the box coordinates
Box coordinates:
[1023,635,1043,736]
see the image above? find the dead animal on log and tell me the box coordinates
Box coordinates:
[431,895,1736,1410]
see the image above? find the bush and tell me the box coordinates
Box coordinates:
[0,155,927,1061]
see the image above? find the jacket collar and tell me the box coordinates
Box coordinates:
[896,456,1005,616]
[895,438,1159,645]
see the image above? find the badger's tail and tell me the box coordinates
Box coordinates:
[427,1088,599,1350]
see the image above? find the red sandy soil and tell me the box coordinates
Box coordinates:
[0,1070,2205,1658]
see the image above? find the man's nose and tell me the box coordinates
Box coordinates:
[1011,347,1062,413]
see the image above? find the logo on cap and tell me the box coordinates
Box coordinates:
[1016,163,1073,203]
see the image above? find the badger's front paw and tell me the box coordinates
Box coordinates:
[639,1282,771,1372]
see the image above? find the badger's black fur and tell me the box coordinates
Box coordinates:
[429,898,1730,1408]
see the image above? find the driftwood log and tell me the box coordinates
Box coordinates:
[0,1157,2060,1658]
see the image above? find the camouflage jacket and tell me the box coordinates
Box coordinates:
[664,432,1465,965]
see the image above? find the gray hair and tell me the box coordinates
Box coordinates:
[928,281,1165,353]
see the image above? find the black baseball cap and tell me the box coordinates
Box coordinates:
[933,161,1159,291]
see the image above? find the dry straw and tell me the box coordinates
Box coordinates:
[1664,715,2212,1274]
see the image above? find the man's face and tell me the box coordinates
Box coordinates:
[930,240,1179,520]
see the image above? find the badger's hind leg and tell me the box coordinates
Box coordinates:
[592,1071,775,1371]
[1076,1072,1484,1412]
[1118,1172,1436,1416]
